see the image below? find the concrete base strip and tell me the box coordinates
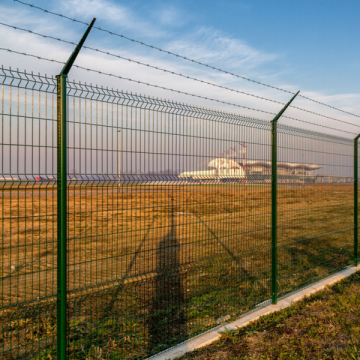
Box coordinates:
[149,265,360,360]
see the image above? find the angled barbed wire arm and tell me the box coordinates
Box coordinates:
[60,18,96,76]
[272,91,300,123]
[354,134,360,267]
[271,90,300,305]
[56,17,96,360]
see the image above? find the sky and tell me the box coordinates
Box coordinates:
[0,0,360,138]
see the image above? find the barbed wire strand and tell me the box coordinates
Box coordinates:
[1,47,356,136]
[13,0,360,121]
[2,21,359,130]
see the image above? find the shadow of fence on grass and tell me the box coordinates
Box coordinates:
[149,197,187,354]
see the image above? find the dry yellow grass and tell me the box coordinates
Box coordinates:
[0,183,354,359]
[0,183,353,302]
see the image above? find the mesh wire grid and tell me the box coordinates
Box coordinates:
[0,67,356,359]
[276,124,353,298]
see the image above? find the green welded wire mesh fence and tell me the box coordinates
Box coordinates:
[0,66,358,359]
[276,124,354,299]
[0,69,58,359]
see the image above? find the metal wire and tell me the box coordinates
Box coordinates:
[12,0,360,120]
[0,69,57,360]
[0,65,357,359]
[276,123,354,297]
[1,21,359,130]
[1,66,356,359]
[1,47,357,136]
[0,4,357,360]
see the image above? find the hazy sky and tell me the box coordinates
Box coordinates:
[1,0,360,139]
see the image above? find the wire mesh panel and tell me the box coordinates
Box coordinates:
[0,69,58,359]
[277,125,354,298]
[64,84,273,359]
[0,67,357,359]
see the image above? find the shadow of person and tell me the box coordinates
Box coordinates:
[149,196,186,354]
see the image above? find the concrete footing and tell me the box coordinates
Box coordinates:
[149,265,360,360]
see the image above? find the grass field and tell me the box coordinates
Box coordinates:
[178,270,360,360]
[0,183,354,359]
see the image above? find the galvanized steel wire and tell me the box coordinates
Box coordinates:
[0,65,356,360]
[1,3,359,359]
[1,47,357,136]
[13,0,360,120]
[1,21,359,130]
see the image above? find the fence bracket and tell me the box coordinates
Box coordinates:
[271,90,299,304]
[56,18,96,360]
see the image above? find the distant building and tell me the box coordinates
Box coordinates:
[178,157,322,183]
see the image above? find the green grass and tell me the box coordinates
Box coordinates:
[178,270,360,360]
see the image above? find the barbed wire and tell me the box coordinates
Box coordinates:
[13,0,360,121]
[1,46,357,136]
[2,21,360,130]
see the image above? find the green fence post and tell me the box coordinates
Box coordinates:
[271,91,300,305]
[56,18,96,360]
[271,119,277,304]
[354,135,360,267]
[56,73,67,360]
